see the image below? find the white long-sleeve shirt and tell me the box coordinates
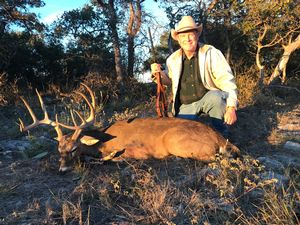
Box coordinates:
[161,43,238,115]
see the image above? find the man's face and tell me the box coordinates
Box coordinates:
[177,30,199,53]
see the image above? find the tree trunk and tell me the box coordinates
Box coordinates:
[111,25,123,83]
[95,0,124,83]
[126,0,142,77]
[256,44,265,89]
[127,35,134,77]
[224,27,231,62]
[201,0,219,42]
[268,34,300,84]
[256,24,269,88]
[223,1,231,62]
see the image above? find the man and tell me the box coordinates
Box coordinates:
[151,16,238,137]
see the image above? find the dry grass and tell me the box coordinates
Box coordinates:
[235,67,260,108]
[35,156,299,225]
[0,73,19,106]
[2,72,299,224]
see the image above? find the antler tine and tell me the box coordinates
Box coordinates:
[78,83,96,127]
[80,83,96,109]
[19,96,38,131]
[70,110,79,127]
[58,83,96,131]
[74,91,95,125]
[56,110,81,130]
[35,89,50,122]
[19,90,58,130]
[60,110,85,141]
[55,114,63,140]
[73,110,86,126]
[18,117,26,132]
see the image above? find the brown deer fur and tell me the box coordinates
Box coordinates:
[19,84,240,172]
[85,117,240,162]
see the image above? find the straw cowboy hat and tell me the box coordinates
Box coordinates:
[171,16,203,41]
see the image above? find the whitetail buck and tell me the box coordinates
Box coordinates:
[19,84,240,172]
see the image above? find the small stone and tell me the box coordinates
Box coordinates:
[15,200,23,209]
[260,171,289,188]
[283,141,300,152]
[16,145,26,151]
[257,156,285,172]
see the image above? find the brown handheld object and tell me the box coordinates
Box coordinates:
[154,72,168,117]
[148,27,168,117]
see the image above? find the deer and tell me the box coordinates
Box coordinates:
[19,83,240,172]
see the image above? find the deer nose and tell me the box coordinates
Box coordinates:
[59,157,71,173]
[59,166,70,173]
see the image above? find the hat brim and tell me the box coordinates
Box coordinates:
[171,24,203,41]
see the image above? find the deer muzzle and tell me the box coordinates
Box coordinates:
[59,157,72,172]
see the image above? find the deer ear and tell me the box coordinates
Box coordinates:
[80,135,100,146]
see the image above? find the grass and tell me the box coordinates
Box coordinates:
[38,156,299,224]
[0,184,19,198]
[1,73,299,224]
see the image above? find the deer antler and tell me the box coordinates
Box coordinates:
[19,89,63,140]
[57,83,96,131]
[19,83,96,141]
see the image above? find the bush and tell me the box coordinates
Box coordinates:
[0,73,19,106]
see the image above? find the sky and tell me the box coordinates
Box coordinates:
[33,0,167,25]
[33,0,92,24]
[31,0,167,82]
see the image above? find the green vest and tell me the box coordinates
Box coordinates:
[179,52,208,104]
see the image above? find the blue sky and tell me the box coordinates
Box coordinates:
[33,0,90,24]
[32,0,167,82]
[33,0,166,25]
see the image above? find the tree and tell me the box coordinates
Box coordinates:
[126,0,144,77]
[3,33,65,87]
[0,0,44,35]
[93,0,124,83]
[206,0,245,61]
[241,0,300,85]
[0,0,45,75]
[52,5,115,84]
[268,34,300,84]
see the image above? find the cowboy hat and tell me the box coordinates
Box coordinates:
[171,16,203,41]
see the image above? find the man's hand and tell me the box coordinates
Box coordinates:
[151,63,162,74]
[150,63,162,81]
[224,106,237,125]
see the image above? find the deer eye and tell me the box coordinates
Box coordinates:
[70,146,78,156]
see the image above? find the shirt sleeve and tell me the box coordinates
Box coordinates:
[209,48,238,108]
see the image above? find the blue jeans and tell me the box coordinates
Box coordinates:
[177,90,229,136]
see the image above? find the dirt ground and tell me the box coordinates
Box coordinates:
[0,84,299,225]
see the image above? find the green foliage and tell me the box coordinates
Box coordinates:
[0,0,45,33]
[0,0,299,95]
[50,5,115,86]
[2,32,64,88]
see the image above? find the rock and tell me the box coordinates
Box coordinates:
[16,145,26,151]
[0,140,31,152]
[260,171,289,188]
[15,200,23,209]
[273,154,300,169]
[257,156,285,172]
[0,137,56,159]
[283,141,300,152]
[32,151,48,159]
